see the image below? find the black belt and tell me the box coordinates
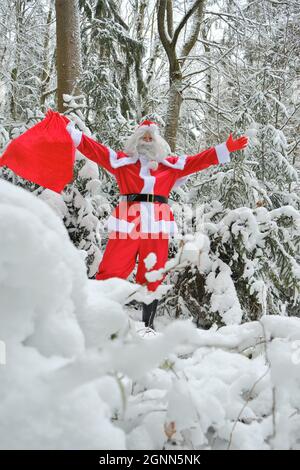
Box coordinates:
[124,193,168,203]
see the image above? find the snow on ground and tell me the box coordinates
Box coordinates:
[0,179,300,450]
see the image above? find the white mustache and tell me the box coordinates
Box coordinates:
[139,141,154,148]
[137,142,163,162]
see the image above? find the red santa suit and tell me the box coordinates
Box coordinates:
[68,121,231,291]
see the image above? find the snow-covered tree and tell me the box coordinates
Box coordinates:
[162,0,300,326]
[0,0,56,119]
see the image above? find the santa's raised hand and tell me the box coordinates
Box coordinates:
[226,133,248,153]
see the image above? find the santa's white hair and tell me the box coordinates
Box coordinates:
[124,122,171,164]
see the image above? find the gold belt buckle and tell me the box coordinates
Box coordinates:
[147,194,154,202]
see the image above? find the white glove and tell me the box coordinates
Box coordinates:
[66,121,82,148]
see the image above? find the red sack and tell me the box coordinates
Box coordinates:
[0,110,74,193]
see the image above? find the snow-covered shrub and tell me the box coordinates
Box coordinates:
[163,201,300,327]
[0,179,127,449]
[1,180,300,450]
[128,316,300,450]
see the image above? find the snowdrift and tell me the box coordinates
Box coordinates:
[0,180,299,450]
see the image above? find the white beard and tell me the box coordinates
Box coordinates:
[137,141,164,162]
[124,131,171,162]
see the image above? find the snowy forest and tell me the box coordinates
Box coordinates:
[0,0,300,452]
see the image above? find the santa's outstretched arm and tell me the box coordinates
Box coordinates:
[174,133,248,177]
[66,121,117,175]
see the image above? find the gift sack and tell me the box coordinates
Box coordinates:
[0,110,74,193]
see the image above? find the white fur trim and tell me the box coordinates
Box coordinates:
[215,142,231,164]
[109,148,139,168]
[106,215,135,233]
[66,122,82,147]
[135,123,159,135]
[139,156,156,193]
[148,160,159,170]
[172,176,189,189]
[162,154,187,170]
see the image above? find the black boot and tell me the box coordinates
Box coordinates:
[142,299,158,330]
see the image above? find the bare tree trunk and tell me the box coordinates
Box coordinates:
[164,74,183,152]
[135,0,148,118]
[10,0,25,119]
[201,24,214,144]
[40,1,54,110]
[55,0,82,112]
[157,0,206,151]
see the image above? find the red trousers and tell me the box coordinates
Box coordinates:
[96,233,169,291]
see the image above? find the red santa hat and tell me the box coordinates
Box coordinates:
[138,120,159,132]
[131,120,160,140]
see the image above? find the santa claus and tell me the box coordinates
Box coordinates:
[66,119,248,330]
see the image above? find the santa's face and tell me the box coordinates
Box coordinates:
[142,132,153,143]
[137,132,162,162]
[124,126,171,162]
